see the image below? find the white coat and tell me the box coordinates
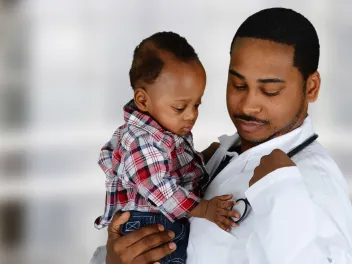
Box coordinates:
[187,117,352,264]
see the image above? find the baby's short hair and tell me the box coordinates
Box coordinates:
[129,31,200,89]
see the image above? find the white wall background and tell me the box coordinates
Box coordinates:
[0,1,351,263]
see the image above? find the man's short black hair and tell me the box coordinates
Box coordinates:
[230,8,320,80]
[129,31,200,89]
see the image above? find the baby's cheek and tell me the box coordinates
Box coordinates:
[163,118,181,132]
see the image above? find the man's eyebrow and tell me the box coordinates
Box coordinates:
[229,69,245,80]
[229,69,286,84]
[257,78,286,84]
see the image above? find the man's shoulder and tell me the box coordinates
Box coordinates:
[294,141,337,169]
[294,141,348,197]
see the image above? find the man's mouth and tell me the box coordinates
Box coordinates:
[236,119,267,133]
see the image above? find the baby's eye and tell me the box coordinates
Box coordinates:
[173,107,185,112]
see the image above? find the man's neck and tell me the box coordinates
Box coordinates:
[240,141,258,153]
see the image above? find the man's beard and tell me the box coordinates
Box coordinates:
[237,94,307,146]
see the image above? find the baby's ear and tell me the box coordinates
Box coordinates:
[134,87,149,112]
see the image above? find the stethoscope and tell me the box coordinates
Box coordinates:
[232,133,319,224]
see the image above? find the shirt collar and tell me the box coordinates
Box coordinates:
[123,99,193,146]
[124,100,166,136]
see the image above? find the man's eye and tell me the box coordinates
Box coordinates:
[262,90,280,97]
[233,84,247,90]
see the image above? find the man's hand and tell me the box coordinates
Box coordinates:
[201,142,220,164]
[249,149,296,187]
[106,212,176,264]
[204,194,240,232]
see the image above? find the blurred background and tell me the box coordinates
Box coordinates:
[0,0,351,263]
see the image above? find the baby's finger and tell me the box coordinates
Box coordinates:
[217,194,233,201]
[218,215,237,228]
[219,200,236,209]
[228,209,241,219]
[216,220,230,232]
[216,208,241,220]
[216,208,228,216]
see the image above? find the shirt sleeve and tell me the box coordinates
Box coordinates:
[89,246,106,264]
[123,137,200,221]
[245,166,352,264]
[98,130,119,182]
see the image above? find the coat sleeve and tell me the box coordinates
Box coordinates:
[245,166,352,264]
[89,246,106,264]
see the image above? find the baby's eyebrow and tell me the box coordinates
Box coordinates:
[173,99,190,102]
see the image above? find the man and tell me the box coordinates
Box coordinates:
[90,7,352,264]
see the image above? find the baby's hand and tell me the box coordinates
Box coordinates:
[205,194,240,232]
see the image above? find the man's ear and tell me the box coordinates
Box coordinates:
[305,71,321,103]
[134,87,149,112]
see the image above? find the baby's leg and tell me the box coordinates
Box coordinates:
[120,211,189,264]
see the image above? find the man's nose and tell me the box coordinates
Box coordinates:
[241,91,262,116]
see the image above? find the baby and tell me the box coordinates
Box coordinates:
[95,32,238,263]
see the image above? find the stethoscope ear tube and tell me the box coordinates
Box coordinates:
[286,134,318,158]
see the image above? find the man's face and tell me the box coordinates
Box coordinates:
[227,37,310,146]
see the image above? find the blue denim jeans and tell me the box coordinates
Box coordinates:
[120,211,189,264]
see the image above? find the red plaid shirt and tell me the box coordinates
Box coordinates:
[95,100,209,229]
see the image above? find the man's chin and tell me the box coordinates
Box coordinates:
[238,132,273,145]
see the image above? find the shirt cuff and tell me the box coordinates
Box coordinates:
[160,188,201,222]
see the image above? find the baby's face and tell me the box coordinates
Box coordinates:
[142,59,206,136]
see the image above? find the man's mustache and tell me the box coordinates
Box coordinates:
[233,114,270,124]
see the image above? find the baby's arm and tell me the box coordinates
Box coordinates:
[123,137,239,231]
[188,194,240,232]
[123,138,203,221]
